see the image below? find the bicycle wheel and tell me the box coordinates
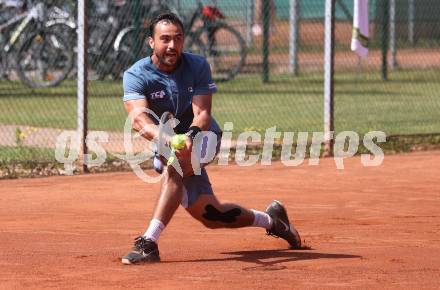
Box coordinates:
[88,19,114,81]
[112,27,150,80]
[15,30,73,88]
[189,23,247,82]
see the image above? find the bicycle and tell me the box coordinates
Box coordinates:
[32,1,150,81]
[87,1,150,81]
[0,1,74,88]
[182,1,247,82]
[63,1,159,81]
[115,0,247,82]
[106,1,172,80]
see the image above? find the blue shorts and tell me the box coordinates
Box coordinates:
[181,167,213,208]
[154,131,222,208]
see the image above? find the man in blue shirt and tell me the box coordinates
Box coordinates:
[121,12,301,264]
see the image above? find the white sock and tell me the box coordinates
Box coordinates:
[143,218,165,242]
[251,209,273,229]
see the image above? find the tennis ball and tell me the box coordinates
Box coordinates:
[170,134,186,150]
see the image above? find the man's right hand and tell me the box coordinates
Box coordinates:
[174,135,194,177]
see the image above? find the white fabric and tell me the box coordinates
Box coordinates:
[351,0,369,58]
[144,218,165,242]
[251,209,273,230]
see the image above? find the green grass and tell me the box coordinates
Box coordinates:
[0,69,439,138]
[0,80,127,130]
[0,146,55,163]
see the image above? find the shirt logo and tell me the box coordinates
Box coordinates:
[150,90,166,100]
[188,87,193,93]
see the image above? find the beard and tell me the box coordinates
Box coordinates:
[155,50,180,68]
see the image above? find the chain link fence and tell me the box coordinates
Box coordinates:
[1,0,439,177]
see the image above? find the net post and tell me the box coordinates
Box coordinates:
[408,0,415,45]
[289,0,300,75]
[381,0,389,81]
[77,0,89,173]
[323,0,335,156]
[389,0,397,70]
[262,0,270,83]
[246,0,254,47]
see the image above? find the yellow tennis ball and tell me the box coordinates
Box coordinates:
[170,134,186,150]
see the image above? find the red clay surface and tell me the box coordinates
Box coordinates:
[1,151,440,289]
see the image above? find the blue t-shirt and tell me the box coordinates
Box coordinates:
[123,52,221,134]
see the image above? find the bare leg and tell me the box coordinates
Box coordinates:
[185,195,302,249]
[186,194,256,229]
[121,166,186,264]
[121,166,186,265]
[152,166,184,226]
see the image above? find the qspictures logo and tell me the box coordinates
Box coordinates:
[55,108,386,183]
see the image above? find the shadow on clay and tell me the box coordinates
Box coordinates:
[164,249,362,271]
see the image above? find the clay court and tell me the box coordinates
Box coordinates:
[1,151,439,289]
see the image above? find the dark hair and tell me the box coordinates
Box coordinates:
[149,12,184,37]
